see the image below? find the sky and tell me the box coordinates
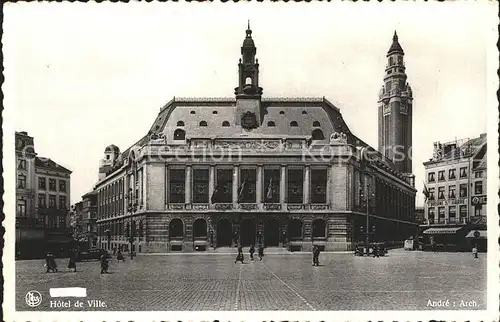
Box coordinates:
[4,1,497,205]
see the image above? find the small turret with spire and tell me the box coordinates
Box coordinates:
[235,20,263,97]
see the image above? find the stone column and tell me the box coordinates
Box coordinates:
[304,165,310,205]
[209,165,215,205]
[256,165,263,205]
[232,166,239,205]
[185,165,192,204]
[280,165,287,204]
[326,166,332,206]
[142,166,147,209]
[164,165,169,207]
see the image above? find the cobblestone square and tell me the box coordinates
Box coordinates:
[16,249,486,311]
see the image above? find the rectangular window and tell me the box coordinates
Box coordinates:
[239,168,256,203]
[49,195,56,208]
[17,159,27,169]
[38,177,46,190]
[263,168,280,203]
[428,187,435,200]
[192,168,209,203]
[38,194,46,207]
[59,180,66,192]
[459,167,467,178]
[17,199,27,216]
[474,205,482,216]
[214,169,233,203]
[59,196,66,209]
[310,169,327,204]
[287,168,304,204]
[448,169,456,179]
[48,215,55,228]
[459,184,468,197]
[438,170,445,181]
[449,205,456,217]
[169,169,185,203]
[59,216,66,228]
[459,205,467,217]
[474,181,483,195]
[427,172,435,182]
[438,207,445,223]
[448,185,456,199]
[475,171,483,178]
[428,207,435,223]
[49,179,57,191]
[17,174,26,189]
[438,186,445,200]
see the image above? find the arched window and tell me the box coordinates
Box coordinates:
[245,77,252,85]
[312,219,326,238]
[313,121,321,127]
[311,129,325,141]
[169,218,184,239]
[267,121,275,127]
[302,111,307,114]
[177,121,185,126]
[193,218,207,239]
[290,121,298,127]
[389,57,394,66]
[279,111,285,115]
[173,129,186,140]
[222,121,230,127]
[199,121,208,127]
[190,111,196,114]
[213,111,218,114]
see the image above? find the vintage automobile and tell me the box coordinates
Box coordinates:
[354,242,388,256]
[77,248,110,261]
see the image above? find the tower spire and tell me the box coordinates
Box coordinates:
[388,30,404,55]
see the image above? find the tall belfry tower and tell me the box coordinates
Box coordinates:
[234,21,264,128]
[378,31,414,183]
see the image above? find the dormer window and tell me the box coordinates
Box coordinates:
[279,111,285,115]
[267,121,275,127]
[177,121,185,126]
[313,121,321,127]
[199,121,208,127]
[311,129,325,141]
[213,111,218,115]
[222,121,230,127]
[174,129,186,140]
[290,121,298,127]
[302,111,307,114]
[190,111,196,115]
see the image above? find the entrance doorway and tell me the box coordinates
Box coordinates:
[264,218,280,247]
[216,218,232,247]
[240,218,256,246]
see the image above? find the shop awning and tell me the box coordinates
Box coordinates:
[465,230,487,239]
[423,227,462,235]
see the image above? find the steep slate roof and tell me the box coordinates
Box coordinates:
[35,157,72,173]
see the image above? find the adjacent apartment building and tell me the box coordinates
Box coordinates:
[15,131,73,258]
[421,133,487,251]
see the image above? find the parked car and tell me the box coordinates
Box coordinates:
[77,248,110,261]
[354,242,388,256]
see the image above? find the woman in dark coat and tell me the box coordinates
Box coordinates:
[235,245,244,264]
[67,249,77,272]
[100,254,109,274]
[258,244,264,261]
[45,252,57,273]
[116,249,125,261]
[249,245,255,261]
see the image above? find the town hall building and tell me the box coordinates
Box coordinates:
[95,25,417,252]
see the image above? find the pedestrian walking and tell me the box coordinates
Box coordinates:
[312,245,320,266]
[116,249,125,261]
[113,246,117,256]
[249,244,255,261]
[67,249,77,272]
[258,244,264,261]
[45,251,58,273]
[372,244,379,258]
[472,246,479,259]
[100,254,109,274]
[235,245,244,264]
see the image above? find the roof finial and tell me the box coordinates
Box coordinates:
[248,19,250,30]
[393,30,398,41]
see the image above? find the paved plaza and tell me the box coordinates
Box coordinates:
[16,249,486,311]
